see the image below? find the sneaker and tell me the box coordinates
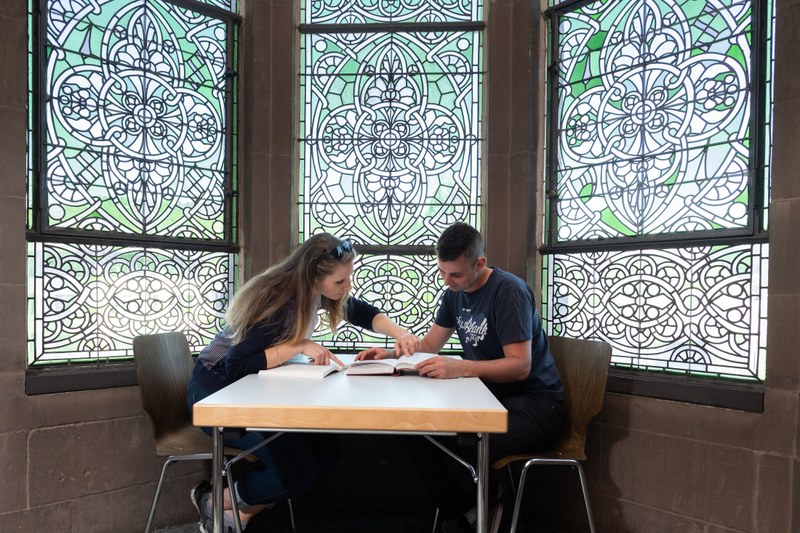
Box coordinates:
[190,480,214,533]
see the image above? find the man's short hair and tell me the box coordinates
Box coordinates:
[436,222,484,264]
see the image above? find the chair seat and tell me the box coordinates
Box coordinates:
[155,425,250,460]
[492,442,587,470]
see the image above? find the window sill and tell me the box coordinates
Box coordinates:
[26,362,138,395]
[606,368,764,412]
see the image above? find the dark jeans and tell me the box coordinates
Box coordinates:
[405,392,566,521]
[187,375,341,506]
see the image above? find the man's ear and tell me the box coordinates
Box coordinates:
[475,256,487,269]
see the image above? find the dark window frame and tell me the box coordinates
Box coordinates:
[26,0,241,394]
[541,0,772,412]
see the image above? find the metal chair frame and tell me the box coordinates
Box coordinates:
[493,336,612,533]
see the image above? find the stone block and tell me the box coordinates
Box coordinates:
[774,0,800,106]
[0,283,26,370]
[0,13,25,107]
[487,2,511,158]
[768,199,800,294]
[0,106,26,199]
[592,493,707,533]
[770,103,800,200]
[595,389,795,456]
[754,453,793,532]
[268,3,294,156]
[0,2,26,20]
[765,294,800,389]
[0,431,27,513]
[2,380,143,432]
[72,475,205,533]
[599,425,756,530]
[1,502,71,532]
[28,417,161,505]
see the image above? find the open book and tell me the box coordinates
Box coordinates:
[258,352,439,378]
[345,352,438,376]
[258,355,345,379]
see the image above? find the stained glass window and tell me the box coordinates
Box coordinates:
[299,0,485,349]
[543,0,773,381]
[27,0,239,365]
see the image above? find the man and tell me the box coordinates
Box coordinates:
[364,222,565,531]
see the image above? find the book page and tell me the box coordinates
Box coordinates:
[258,355,345,379]
[346,352,438,375]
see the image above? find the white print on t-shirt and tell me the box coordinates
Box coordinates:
[457,314,488,347]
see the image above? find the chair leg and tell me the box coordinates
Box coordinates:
[431,507,439,533]
[223,432,284,533]
[288,497,297,533]
[146,454,212,533]
[508,458,595,533]
[508,461,531,533]
[145,457,176,533]
[573,462,596,533]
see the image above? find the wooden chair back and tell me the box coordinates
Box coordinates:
[132,332,196,448]
[548,336,612,460]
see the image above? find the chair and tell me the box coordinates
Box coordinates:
[492,336,612,533]
[133,332,250,533]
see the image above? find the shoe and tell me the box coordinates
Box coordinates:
[190,480,214,533]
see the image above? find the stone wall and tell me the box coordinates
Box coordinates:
[0,0,796,531]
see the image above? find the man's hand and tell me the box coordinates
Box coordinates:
[415,356,464,379]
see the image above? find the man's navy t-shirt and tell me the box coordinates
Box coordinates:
[434,267,563,400]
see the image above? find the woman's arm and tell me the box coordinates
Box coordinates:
[371,313,421,355]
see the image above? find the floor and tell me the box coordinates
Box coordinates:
[157,504,564,533]
[158,505,438,533]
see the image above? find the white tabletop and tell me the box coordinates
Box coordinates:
[193,371,508,434]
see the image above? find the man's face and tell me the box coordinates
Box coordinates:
[437,255,485,293]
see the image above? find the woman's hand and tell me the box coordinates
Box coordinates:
[355,347,395,361]
[394,333,422,356]
[302,340,344,367]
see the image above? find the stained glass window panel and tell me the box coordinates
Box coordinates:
[552,0,754,243]
[313,253,460,351]
[28,0,238,368]
[302,0,482,24]
[299,4,484,349]
[44,0,233,241]
[198,0,238,12]
[27,242,235,365]
[299,30,483,245]
[542,244,768,380]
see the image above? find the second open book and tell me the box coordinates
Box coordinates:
[258,352,438,379]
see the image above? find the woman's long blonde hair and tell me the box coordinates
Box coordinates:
[225,233,355,344]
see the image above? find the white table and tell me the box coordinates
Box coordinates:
[193,370,508,533]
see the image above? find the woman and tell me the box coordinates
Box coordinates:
[187,233,421,532]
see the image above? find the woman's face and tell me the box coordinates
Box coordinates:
[313,261,353,301]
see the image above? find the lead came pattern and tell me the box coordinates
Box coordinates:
[554,0,752,241]
[299,30,483,245]
[543,244,768,379]
[45,0,229,239]
[29,242,234,363]
[28,0,236,364]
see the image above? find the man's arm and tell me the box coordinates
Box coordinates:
[416,339,532,381]
[418,323,454,354]
[356,322,450,361]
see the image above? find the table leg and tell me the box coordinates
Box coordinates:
[212,426,224,533]
[476,432,489,533]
